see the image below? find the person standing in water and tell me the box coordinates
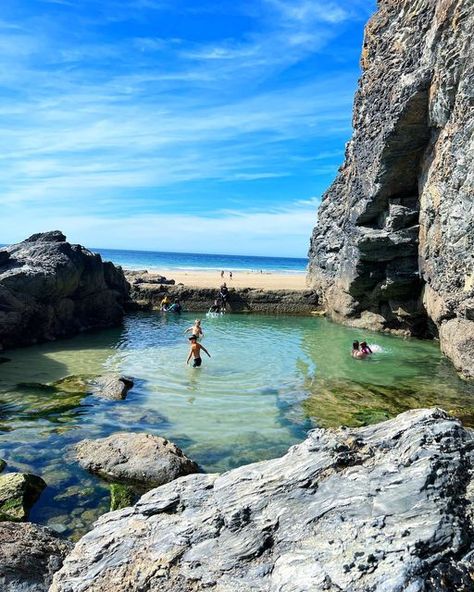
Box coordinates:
[351,340,367,359]
[184,319,204,339]
[186,335,210,367]
[360,341,373,355]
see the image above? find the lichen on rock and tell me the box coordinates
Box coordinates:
[0,472,46,522]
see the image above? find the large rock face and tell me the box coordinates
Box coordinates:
[52,409,474,591]
[308,0,474,378]
[0,231,130,350]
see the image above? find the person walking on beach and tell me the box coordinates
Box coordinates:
[186,335,210,367]
[184,319,204,339]
[221,270,224,279]
[229,271,233,280]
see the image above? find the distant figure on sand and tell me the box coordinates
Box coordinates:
[184,319,203,339]
[186,335,210,367]
[221,270,224,279]
[229,271,233,280]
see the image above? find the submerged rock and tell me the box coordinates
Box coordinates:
[53,374,134,401]
[54,409,474,591]
[74,433,199,487]
[0,231,130,351]
[307,0,474,378]
[0,521,72,592]
[0,473,46,521]
[0,460,5,473]
[88,375,134,400]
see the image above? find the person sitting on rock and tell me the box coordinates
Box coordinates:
[186,335,211,368]
[160,295,170,311]
[168,300,182,314]
[184,319,203,339]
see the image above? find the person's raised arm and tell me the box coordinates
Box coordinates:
[184,326,191,334]
[200,345,211,358]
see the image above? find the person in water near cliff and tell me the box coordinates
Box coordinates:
[184,319,203,339]
[351,340,368,359]
[186,335,210,367]
[360,341,373,355]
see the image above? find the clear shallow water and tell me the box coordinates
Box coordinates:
[0,313,473,539]
[93,247,308,273]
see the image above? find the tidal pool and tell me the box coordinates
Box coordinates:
[0,312,472,538]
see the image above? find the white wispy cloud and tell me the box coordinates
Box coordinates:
[0,0,375,254]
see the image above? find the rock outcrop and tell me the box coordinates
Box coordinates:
[127,272,318,315]
[0,522,72,592]
[0,473,46,521]
[308,0,474,378]
[53,409,474,591]
[0,231,130,351]
[74,433,199,487]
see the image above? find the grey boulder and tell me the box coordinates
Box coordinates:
[0,521,72,592]
[74,433,199,487]
[88,375,134,400]
[53,409,474,591]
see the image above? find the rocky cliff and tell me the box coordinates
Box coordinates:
[0,231,130,350]
[51,409,474,591]
[308,0,473,378]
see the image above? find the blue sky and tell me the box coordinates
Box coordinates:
[0,0,375,256]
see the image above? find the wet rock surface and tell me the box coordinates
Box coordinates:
[0,231,130,351]
[74,432,199,487]
[308,0,474,377]
[53,409,474,591]
[0,473,46,521]
[88,375,134,400]
[0,521,72,592]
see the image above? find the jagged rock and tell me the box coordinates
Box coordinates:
[0,473,46,521]
[53,409,474,591]
[0,522,72,592]
[308,0,474,378]
[0,231,130,351]
[88,375,134,400]
[74,433,199,487]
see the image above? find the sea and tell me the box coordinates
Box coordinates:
[93,247,308,274]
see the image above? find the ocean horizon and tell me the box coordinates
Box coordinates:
[93,247,308,274]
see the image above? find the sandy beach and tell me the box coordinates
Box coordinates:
[164,270,308,291]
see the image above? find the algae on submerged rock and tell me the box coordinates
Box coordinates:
[0,473,46,521]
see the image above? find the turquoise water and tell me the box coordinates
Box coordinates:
[0,312,472,538]
[93,247,308,273]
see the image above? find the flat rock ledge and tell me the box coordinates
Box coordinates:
[74,433,199,487]
[53,409,474,592]
[0,522,72,592]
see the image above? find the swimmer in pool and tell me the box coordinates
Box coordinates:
[184,319,204,339]
[351,340,368,359]
[186,335,210,367]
